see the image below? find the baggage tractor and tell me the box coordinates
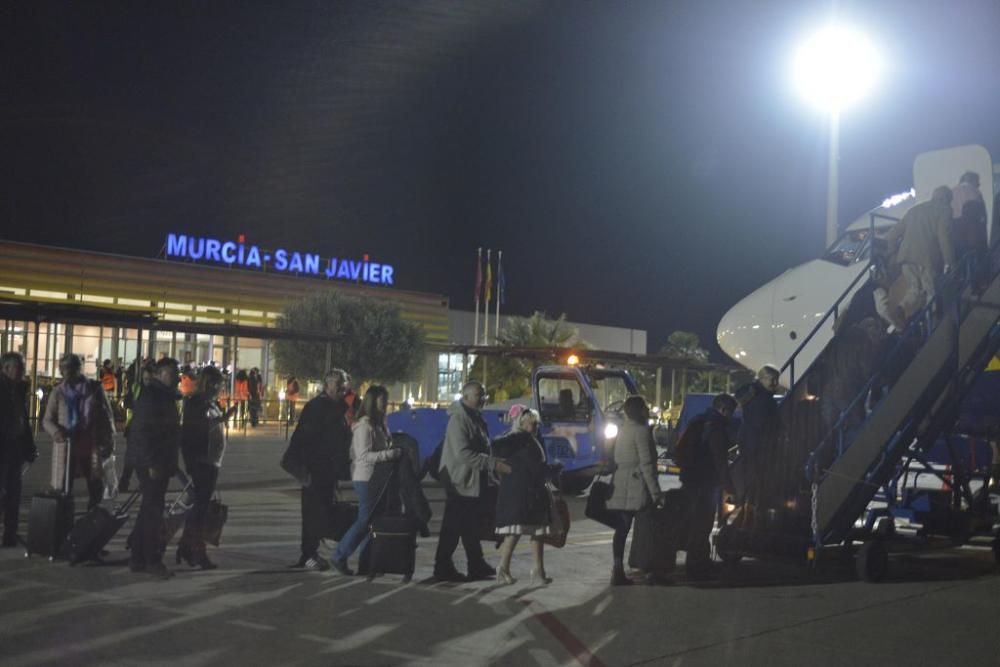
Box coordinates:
[365,514,418,583]
[26,438,76,560]
[63,491,140,564]
[628,489,690,575]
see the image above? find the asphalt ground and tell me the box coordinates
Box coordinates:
[2,427,1000,667]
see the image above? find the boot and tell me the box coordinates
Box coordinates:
[611,560,632,586]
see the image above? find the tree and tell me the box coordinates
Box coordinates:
[272,290,426,383]
[471,312,585,400]
[659,331,709,363]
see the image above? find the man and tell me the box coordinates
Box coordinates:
[285,375,300,424]
[292,368,352,571]
[128,357,182,579]
[0,353,38,547]
[951,171,989,285]
[734,365,780,504]
[434,381,511,582]
[247,368,262,428]
[680,393,737,581]
[99,359,117,398]
[884,185,956,325]
[42,353,115,510]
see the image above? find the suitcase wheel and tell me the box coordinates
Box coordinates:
[402,574,412,584]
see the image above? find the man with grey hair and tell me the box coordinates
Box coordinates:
[884,185,956,322]
[291,368,352,571]
[735,365,780,502]
[433,381,511,582]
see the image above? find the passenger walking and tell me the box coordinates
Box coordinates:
[42,353,115,510]
[884,185,956,323]
[735,366,780,503]
[680,393,737,581]
[330,385,403,575]
[0,353,38,547]
[606,395,663,586]
[291,369,352,571]
[433,381,511,582]
[247,368,262,428]
[950,171,989,285]
[233,370,249,428]
[493,405,554,586]
[285,375,300,424]
[177,365,234,570]
[128,357,182,579]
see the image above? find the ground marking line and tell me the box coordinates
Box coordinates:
[227,619,277,631]
[524,599,608,667]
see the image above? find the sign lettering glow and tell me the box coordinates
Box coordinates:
[165,234,394,286]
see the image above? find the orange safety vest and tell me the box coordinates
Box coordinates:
[100,368,116,392]
[234,379,249,401]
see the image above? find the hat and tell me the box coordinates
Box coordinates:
[507,404,530,422]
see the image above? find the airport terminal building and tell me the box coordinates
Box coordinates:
[0,237,646,410]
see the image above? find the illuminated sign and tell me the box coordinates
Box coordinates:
[165,234,394,286]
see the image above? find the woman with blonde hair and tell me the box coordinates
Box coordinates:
[492,404,554,585]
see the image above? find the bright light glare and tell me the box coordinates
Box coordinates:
[278,390,286,401]
[603,423,619,440]
[793,25,881,112]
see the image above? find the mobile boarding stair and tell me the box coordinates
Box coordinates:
[717,225,1000,582]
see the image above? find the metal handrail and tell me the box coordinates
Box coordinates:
[779,212,901,388]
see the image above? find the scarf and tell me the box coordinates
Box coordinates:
[60,379,94,435]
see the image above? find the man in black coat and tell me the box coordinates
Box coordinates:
[680,394,737,581]
[128,357,181,579]
[0,352,38,547]
[735,366,780,505]
[289,368,351,571]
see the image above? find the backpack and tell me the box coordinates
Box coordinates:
[672,415,706,472]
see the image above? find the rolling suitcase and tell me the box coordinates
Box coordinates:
[26,438,76,560]
[366,514,419,583]
[628,490,690,575]
[325,500,359,542]
[63,491,140,564]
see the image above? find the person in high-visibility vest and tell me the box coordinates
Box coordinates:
[100,359,117,396]
[285,376,300,425]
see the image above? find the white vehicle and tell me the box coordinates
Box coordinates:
[717,144,997,385]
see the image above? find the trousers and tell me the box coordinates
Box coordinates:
[300,479,335,558]
[131,468,169,567]
[434,491,487,571]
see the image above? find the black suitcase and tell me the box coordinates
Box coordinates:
[26,492,75,560]
[325,501,359,542]
[366,514,418,583]
[63,491,140,564]
[26,437,76,560]
[628,490,690,575]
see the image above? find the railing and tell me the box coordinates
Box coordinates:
[779,212,899,388]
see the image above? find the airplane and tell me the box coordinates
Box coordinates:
[717,144,996,387]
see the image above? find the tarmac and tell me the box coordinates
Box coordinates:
[2,426,999,667]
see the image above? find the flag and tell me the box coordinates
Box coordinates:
[474,248,482,303]
[497,252,506,305]
[484,252,493,303]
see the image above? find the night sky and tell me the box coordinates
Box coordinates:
[3,1,999,357]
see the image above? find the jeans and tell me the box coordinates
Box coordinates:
[685,484,719,573]
[434,491,487,572]
[333,480,371,562]
[179,462,219,554]
[131,468,169,567]
[300,478,335,558]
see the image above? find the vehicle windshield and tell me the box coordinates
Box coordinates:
[586,371,633,412]
[537,374,591,423]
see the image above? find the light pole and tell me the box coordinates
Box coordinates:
[793,25,881,247]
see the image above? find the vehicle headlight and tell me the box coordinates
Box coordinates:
[603,423,619,440]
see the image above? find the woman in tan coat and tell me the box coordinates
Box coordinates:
[42,353,115,509]
[606,395,662,585]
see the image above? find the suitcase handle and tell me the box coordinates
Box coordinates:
[63,436,72,495]
[167,480,194,514]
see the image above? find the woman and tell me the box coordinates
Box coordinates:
[42,353,115,510]
[493,405,554,585]
[177,365,233,569]
[331,384,402,575]
[606,395,663,586]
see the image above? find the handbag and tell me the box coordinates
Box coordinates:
[280,425,311,486]
[203,493,228,547]
[541,492,570,548]
[584,475,618,529]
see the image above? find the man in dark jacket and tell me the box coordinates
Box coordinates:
[680,393,737,580]
[0,352,38,547]
[735,366,780,504]
[128,357,181,579]
[290,368,351,571]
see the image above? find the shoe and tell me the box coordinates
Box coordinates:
[129,562,146,574]
[146,563,174,580]
[176,544,194,567]
[611,567,632,586]
[331,558,354,576]
[194,554,218,571]
[302,555,330,572]
[530,569,553,586]
[433,567,467,583]
[496,568,517,585]
[642,572,674,586]
[467,562,496,581]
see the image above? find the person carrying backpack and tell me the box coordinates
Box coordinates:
[677,393,737,581]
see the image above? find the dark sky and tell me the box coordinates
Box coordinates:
[3,1,999,357]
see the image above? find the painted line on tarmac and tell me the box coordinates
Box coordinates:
[365,581,414,605]
[591,594,613,616]
[307,577,366,598]
[524,599,608,667]
[227,619,277,631]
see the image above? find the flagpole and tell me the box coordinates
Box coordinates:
[482,249,491,346]
[473,248,481,346]
[495,250,502,340]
